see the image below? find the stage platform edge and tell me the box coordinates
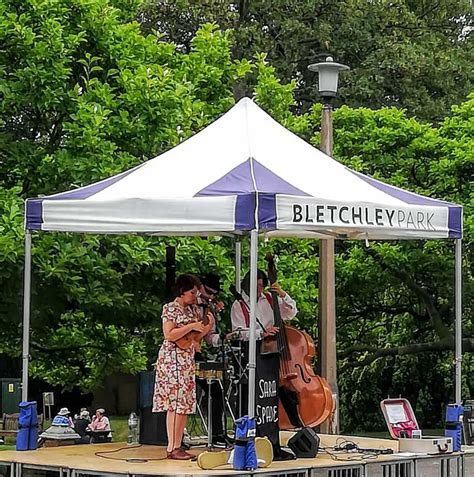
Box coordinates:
[0,434,470,477]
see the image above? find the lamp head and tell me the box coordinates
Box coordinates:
[308,56,350,100]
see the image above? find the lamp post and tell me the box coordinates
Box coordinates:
[308,56,349,434]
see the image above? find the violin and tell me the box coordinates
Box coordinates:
[264,252,334,429]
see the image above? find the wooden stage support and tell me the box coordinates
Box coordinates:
[0,435,468,477]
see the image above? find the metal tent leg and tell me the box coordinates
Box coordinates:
[21,231,32,402]
[455,239,462,404]
[235,237,242,293]
[247,229,258,419]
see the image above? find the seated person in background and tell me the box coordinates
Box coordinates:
[38,407,80,446]
[74,407,90,421]
[52,408,74,427]
[74,410,91,444]
[87,408,112,443]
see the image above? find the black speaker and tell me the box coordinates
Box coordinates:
[139,406,167,445]
[287,427,320,458]
[138,371,167,445]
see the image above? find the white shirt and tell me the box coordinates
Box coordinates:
[230,291,297,341]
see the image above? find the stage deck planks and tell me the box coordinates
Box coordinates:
[0,436,466,476]
[0,442,366,475]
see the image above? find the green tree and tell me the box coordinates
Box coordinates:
[0,0,253,391]
[322,99,473,430]
[140,0,473,122]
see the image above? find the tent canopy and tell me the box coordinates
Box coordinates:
[25,98,462,240]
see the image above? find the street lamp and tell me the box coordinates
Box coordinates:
[308,56,349,435]
[308,56,350,155]
[308,56,350,99]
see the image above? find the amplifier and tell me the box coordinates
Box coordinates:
[139,406,167,445]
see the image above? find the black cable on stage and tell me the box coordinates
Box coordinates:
[319,438,394,462]
[94,444,167,462]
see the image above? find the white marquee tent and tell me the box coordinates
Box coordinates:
[23,98,463,414]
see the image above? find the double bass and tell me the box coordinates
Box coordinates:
[264,253,334,429]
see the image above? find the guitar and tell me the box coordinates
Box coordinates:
[174,301,214,350]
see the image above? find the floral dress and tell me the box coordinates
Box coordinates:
[152,300,198,414]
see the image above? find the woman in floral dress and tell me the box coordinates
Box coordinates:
[153,274,214,460]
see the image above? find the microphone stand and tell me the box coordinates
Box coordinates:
[219,330,228,440]
[213,309,228,442]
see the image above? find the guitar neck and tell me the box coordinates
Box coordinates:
[269,289,283,327]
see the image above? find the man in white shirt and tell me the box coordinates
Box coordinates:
[230,269,297,341]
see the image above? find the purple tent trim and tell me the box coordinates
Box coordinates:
[349,169,462,238]
[196,158,309,197]
[25,200,43,231]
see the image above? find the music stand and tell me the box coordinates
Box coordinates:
[219,331,228,440]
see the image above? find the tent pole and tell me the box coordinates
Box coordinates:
[21,231,32,402]
[455,239,462,404]
[235,237,242,293]
[247,230,258,419]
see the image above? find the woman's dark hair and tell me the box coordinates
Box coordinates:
[241,269,268,295]
[174,274,200,297]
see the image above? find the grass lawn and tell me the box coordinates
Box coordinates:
[0,444,15,451]
[110,415,128,442]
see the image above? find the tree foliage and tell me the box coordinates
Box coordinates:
[328,101,473,429]
[140,0,473,122]
[0,0,472,432]
[0,0,251,390]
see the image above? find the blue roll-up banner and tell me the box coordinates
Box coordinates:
[17,401,38,451]
[233,416,257,470]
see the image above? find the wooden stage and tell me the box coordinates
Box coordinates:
[0,433,469,477]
